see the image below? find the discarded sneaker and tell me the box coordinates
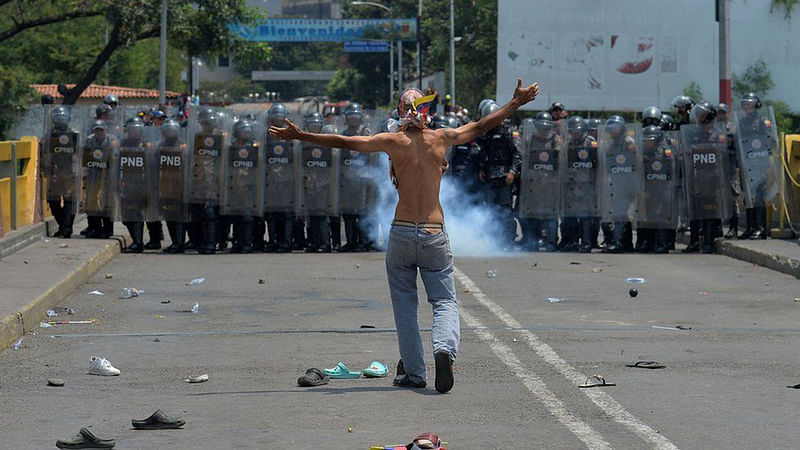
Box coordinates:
[297,368,330,387]
[56,427,115,449]
[131,409,185,430]
[323,362,362,379]
[88,356,120,376]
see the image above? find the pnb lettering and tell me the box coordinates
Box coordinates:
[307,161,328,168]
[693,153,716,164]
[233,160,254,168]
[345,159,366,166]
[160,155,182,166]
[269,157,289,164]
[611,166,632,174]
[87,161,107,168]
[198,149,220,156]
[53,146,74,153]
[121,156,144,167]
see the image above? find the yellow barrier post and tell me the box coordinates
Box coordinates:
[0,137,39,233]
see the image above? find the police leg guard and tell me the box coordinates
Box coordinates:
[342,214,358,252]
[682,220,701,253]
[100,217,114,239]
[164,222,185,254]
[635,228,654,253]
[537,219,557,252]
[354,215,370,252]
[305,216,320,252]
[559,218,580,252]
[48,200,65,237]
[230,218,243,253]
[252,219,266,251]
[216,215,230,251]
[292,218,307,251]
[85,216,102,238]
[600,222,613,248]
[317,216,331,252]
[725,214,739,239]
[275,213,293,253]
[329,216,342,251]
[198,205,217,255]
[122,221,144,253]
[579,218,594,253]
[654,229,670,254]
[524,219,539,252]
[240,216,254,254]
[145,221,163,249]
[701,220,718,253]
[739,208,756,239]
[602,222,625,253]
[750,207,767,239]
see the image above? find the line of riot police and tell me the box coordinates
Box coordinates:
[41,101,391,255]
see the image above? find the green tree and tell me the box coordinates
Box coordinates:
[732,58,774,99]
[0,65,36,139]
[683,81,704,102]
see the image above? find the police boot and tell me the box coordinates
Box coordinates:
[559,219,580,252]
[739,208,756,239]
[667,229,677,250]
[354,222,369,253]
[275,216,292,253]
[654,229,670,254]
[216,216,230,251]
[750,207,768,239]
[292,219,307,251]
[98,217,114,239]
[164,222,185,254]
[252,219,266,251]
[240,217,254,254]
[682,220,701,253]
[635,229,654,253]
[198,220,217,255]
[602,222,624,253]
[622,222,634,252]
[725,215,739,239]
[701,220,717,253]
[185,222,199,250]
[537,220,557,252]
[84,216,101,238]
[590,219,601,249]
[317,216,332,253]
[230,220,244,254]
[61,214,75,239]
[599,222,613,249]
[579,220,593,253]
[330,216,342,251]
[122,222,144,253]
[341,215,357,252]
[145,221,163,249]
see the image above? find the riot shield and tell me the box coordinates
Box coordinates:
[680,123,731,221]
[222,123,264,217]
[337,149,371,214]
[188,107,229,206]
[43,105,84,213]
[560,135,599,218]
[598,125,642,222]
[518,122,562,219]
[116,126,158,222]
[80,122,119,217]
[263,136,300,213]
[300,141,337,217]
[637,132,679,228]
[734,106,781,208]
[156,124,191,222]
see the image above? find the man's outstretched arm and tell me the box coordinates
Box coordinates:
[442,78,539,146]
[269,119,394,154]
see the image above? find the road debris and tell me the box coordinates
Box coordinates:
[186,278,205,286]
[547,297,565,303]
[184,374,209,383]
[486,269,498,278]
[89,290,104,296]
[120,288,141,299]
[629,288,638,297]
[12,337,22,350]
[625,277,646,284]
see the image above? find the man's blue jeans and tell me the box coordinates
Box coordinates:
[385,224,460,383]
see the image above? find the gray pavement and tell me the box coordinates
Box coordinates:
[1,244,800,448]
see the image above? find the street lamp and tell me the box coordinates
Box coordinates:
[351,1,395,105]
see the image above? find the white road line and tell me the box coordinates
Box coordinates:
[454,266,679,450]
[459,307,613,449]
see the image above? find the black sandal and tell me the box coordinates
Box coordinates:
[579,374,616,388]
[56,428,116,449]
[131,409,185,430]
[625,360,666,369]
[297,368,329,387]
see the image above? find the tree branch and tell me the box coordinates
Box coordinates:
[0,8,102,43]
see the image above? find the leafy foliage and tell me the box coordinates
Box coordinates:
[0,64,36,139]
[771,0,800,19]
[732,58,775,99]
[683,81,704,102]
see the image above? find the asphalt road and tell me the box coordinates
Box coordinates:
[1,248,799,449]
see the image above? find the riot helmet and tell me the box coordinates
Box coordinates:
[642,106,662,127]
[51,106,70,130]
[268,103,288,127]
[431,113,449,129]
[379,118,392,133]
[533,111,554,138]
[566,115,586,141]
[660,113,676,131]
[642,124,663,145]
[445,115,460,129]
[321,124,337,134]
[480,102,500,120]
[160,119,181,144]
[740,92,761,111]
[91,120,107,140]
[95,104,113,120]
[605,115,626,138]
[124,117,144,142]
[103,94,119,109]
[304,112,323,133]
[233,119,255,142]
[344,103,364,128]
[198,108,219,132]
[691,101,717,124]
[478,99,495,117]
[717,103,729,114]
[671,95,694,113]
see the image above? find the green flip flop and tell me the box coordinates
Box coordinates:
[323,362,361,379]
[362,361,388,378]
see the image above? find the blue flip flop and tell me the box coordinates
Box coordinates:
[323,362,362,379]
[362,361,388,378]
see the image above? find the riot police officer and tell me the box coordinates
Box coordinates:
[444,115,482,198]
[638,124,679,253]
[338,103,372,252]
[476,102,521,249]
[224,119,261,253]
[301,113,334,253]
[188,107,226,254]
[560,115,599,253]
[43,106,81,238]
[157,119,190,254]
[82,120,117,239]
[519,112,562,252]
[599,115,640,253]
[633,107,663,252]
[718,103,740,238]
[735,93,779,240]
[671,95,694,129]
[263,103,298,253]
[118,117,151,253]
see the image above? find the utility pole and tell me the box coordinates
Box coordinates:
[398,41,403,90]
[718,0,731,105]
[416,0,422,90]
[449,0,455,107]
[159,0,167,105]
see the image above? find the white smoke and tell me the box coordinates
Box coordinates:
[365,155,510,256]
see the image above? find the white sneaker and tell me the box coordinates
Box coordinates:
[88,356,120,376]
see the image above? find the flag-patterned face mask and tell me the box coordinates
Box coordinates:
[390,89,436,131]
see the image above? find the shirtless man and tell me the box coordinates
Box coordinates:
[270,79,540,393]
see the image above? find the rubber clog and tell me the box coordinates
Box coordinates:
[323,362,361,379]
[362,361,388,378]
[131,409,185,430]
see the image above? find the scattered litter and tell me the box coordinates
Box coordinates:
[547,297,565,303]
[360,325,376,329]
[47,378,65,387]
[795,298,800,303]
[191,302,200,314]
[41,238,50,242]
[48,320,98,325]
[155,315,166,319]
[629,288,638,298]
[105,273,113,279]
[592,267,603,273]
[353,264,360,269]
[59,243,69,248]
[24,260,29,264]
[347,427,354,433]
[651,325,691,331]
[462,288,470,293]
[570,261,581,265]
[787,383,800,389]
[161,300,171,304]
[512,338,517,342]
[153,338,160,342]
[258,278,265,284]
[579,374,615,388]
[59,307,75,315]
[46,309,58,317]
[39,322,54,328]
[89,290,104,296]
[625,277,646,284]
[699,291,709,296]
[12,338,22,350]
[675,325,692,330]
[626,360,665,369]
[184,374,208,383]
[486,269,498,278]
[119,288,141,299]
[186,278,205,286]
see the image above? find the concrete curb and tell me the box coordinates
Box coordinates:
[0,218,56,260]
[716,239,800,279]
[0,235,126,351]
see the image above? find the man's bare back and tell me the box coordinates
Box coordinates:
[268,79,540,224]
